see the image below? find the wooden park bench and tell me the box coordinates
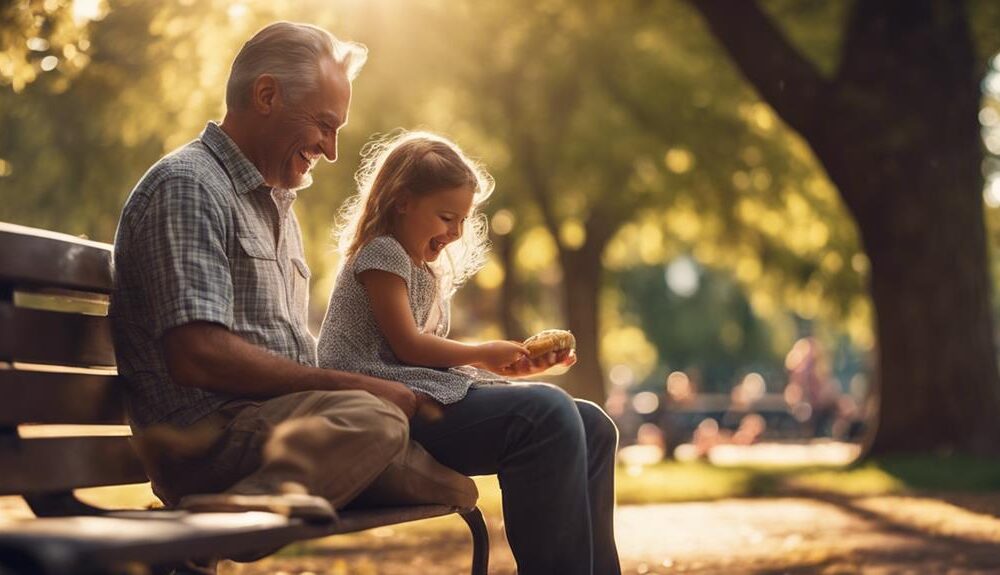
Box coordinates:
[0,222,489,575]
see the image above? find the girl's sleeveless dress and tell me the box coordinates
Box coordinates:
[316,235,505,404]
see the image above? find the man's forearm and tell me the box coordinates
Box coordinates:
[165,322,385,398]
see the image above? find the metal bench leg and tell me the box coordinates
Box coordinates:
[460,507,489,575]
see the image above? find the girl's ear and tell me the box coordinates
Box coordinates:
[396,191,412,214]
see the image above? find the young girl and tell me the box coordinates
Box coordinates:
[316,131,531,405]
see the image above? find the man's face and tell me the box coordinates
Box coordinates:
[259,58,351,190]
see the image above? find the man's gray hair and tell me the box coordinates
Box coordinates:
[226,21,367,110]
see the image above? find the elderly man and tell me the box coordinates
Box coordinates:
[111,22,475,520]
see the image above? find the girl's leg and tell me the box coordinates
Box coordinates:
[576,399,621,575]
[410,383,621,575]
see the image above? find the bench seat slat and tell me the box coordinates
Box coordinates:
[0,506,459,570]
[0,223,112,294]
[0,302,116,367]
[0,370,125,425]
[0,436,146,496]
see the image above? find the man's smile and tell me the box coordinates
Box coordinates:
[297,150,320,174]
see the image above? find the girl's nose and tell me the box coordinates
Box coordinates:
[449,224,462,240]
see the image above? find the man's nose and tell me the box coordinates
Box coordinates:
[319,132,338,163]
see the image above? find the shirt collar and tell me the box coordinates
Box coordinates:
[199,121,267,195]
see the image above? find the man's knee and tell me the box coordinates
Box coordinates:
[334,391,410,450]
[302,389,407,428]
[274,390,409,456]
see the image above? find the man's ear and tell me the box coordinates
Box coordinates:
[251,75,279,115]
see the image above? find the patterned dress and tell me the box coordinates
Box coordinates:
[316,235,505,404]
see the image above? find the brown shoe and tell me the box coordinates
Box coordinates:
[178,492,336,522]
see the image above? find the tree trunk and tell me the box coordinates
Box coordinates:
[860,169,1000,454]
[690,0,1000,455]
[496,233,527,341]
[560,245,607,405]
[822,0,1000,455]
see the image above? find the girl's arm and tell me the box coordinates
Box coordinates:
[360,269,527,369]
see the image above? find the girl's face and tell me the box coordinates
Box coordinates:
[394,185,475,264]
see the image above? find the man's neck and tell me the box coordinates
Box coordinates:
[220,113,267,182]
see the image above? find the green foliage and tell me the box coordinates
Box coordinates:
[9,0,998,386]
[970,0,1000,65]
[616,263,783,392]
[0,0,93,91]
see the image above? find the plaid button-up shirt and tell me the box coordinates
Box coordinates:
[110,122,317,428]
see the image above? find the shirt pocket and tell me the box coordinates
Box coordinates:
[290,256,311,323]
[237,235,276,261]
[232,234,281,320]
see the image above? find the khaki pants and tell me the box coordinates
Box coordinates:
[135,390,477,510]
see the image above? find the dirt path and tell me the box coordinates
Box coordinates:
[613,495,1000,574]
[221,494,1000,574]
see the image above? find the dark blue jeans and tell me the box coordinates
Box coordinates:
[410,382,621,575]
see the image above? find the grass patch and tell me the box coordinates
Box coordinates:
[783,464,907,495]
[616,461,777,504]
[872,454,1000,491]
[620,455,1000,501]
[791,455,1000,494]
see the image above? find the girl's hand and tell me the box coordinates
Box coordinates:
[476,340,529,373]
[497,348,577,378]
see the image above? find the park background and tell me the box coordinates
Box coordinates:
[4,0,1000,572]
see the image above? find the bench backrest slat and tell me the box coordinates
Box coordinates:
[0,302,116,367]
[0,223,113,293]
[0,436,148,496]
[0,370,125,425]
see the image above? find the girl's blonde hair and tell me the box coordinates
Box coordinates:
[336,131,494,298]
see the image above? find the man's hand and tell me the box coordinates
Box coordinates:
[414,391,445,422]
[350,374,418,419]
[497,348,577,378]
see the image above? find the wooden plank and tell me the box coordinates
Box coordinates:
[0,370,125,425]
[15,289,109,316]
[308,504,461,536]
[0,436,147,495]
[0,223,113,294]
[0,303,115,367]
[0,505,462,569]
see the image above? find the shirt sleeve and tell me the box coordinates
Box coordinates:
[353,236,412,287]
[133,175,234,339]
